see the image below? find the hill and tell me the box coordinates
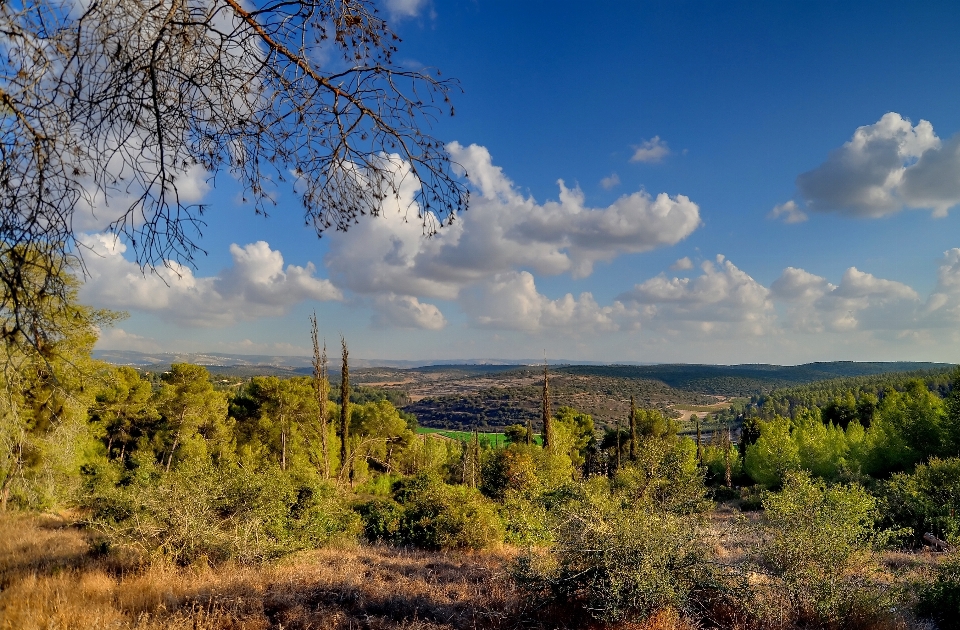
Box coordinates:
[557,362,952,397]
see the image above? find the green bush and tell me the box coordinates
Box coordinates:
[356,473,504,550]
[515,466,720,623]
[758,471,893,625]
[355,497,405,543]
[915,552,960,629]
[884,457,960,544]
[515,485,718,622]
[86,462,359,564]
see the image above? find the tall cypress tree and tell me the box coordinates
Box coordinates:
[629,395,637,461]
[542,360,552,449]
[340,336,350,482]
[310,313,330,479]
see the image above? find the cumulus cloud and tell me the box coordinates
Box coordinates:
[794,112,960,218]
[670,256,694,271]
[605,254,932,340]
[631,136,671,163]
[600,173,621,190]
[919,249,960,328]
[617,255,775,336]
[372,294,447,330]
[771,265,918,333]
[899,135,960,217]
[461,271,626,333]
[79,236,341,327]
[323,142,702,324]
[768,200,808,224]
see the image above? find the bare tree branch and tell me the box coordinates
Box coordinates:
[0,0,468,346]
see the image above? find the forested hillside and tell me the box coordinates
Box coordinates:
[559,361,951,396]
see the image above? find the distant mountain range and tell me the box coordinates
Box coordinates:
[92,350,596,370]
[94,351,954,386]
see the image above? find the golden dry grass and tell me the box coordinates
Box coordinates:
[0,512,519,630]
[2,511,942,630]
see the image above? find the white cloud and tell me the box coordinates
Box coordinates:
[920,249,960,327]
[385,0,429,19]
[794,112,960,218]
[771,265,918,333]
[324,142,701,324]
[617,255,775,336]
[670,256,693,271]
[373,294,447,330]
[600,173,621,190]
[79,236,341,327]
[461,271,625,333]
[768,200,808,224]
[631,136,671,163]
[900,134,960,217]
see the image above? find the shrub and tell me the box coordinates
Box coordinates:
[511,439,719,623]
[758,471,893,625]
[515,471,721,624]
[480,445,539,500]
[884,457,960,545]
[915,551,960,629]
[356,473,504,550]
[86,462,359,564]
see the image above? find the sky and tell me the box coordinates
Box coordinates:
[83,0,960,364]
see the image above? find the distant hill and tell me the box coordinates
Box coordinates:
[92,353,957,424]
[557,362,954,397]
[93,350,546,371]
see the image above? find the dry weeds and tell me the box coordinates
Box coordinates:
[0,513,518,630]
[1,511,943,630]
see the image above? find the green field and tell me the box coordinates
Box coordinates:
[416,428,543,447]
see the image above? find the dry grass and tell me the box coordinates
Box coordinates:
[2,511,944,630]
[0,512,519,630]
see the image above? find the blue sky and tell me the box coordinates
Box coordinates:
[84,0,960,364]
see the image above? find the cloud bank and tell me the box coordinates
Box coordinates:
[788,112,960,218]
[80,236,341,327]
[324,141,702,329]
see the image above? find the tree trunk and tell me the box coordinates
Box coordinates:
[165,430,181,473]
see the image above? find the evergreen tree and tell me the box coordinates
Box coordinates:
[541,360,552,449]
[310,313,330,479]
[340,336,350,482]
[155,364,231,472]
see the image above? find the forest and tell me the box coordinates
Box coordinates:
[4,280,960,629]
